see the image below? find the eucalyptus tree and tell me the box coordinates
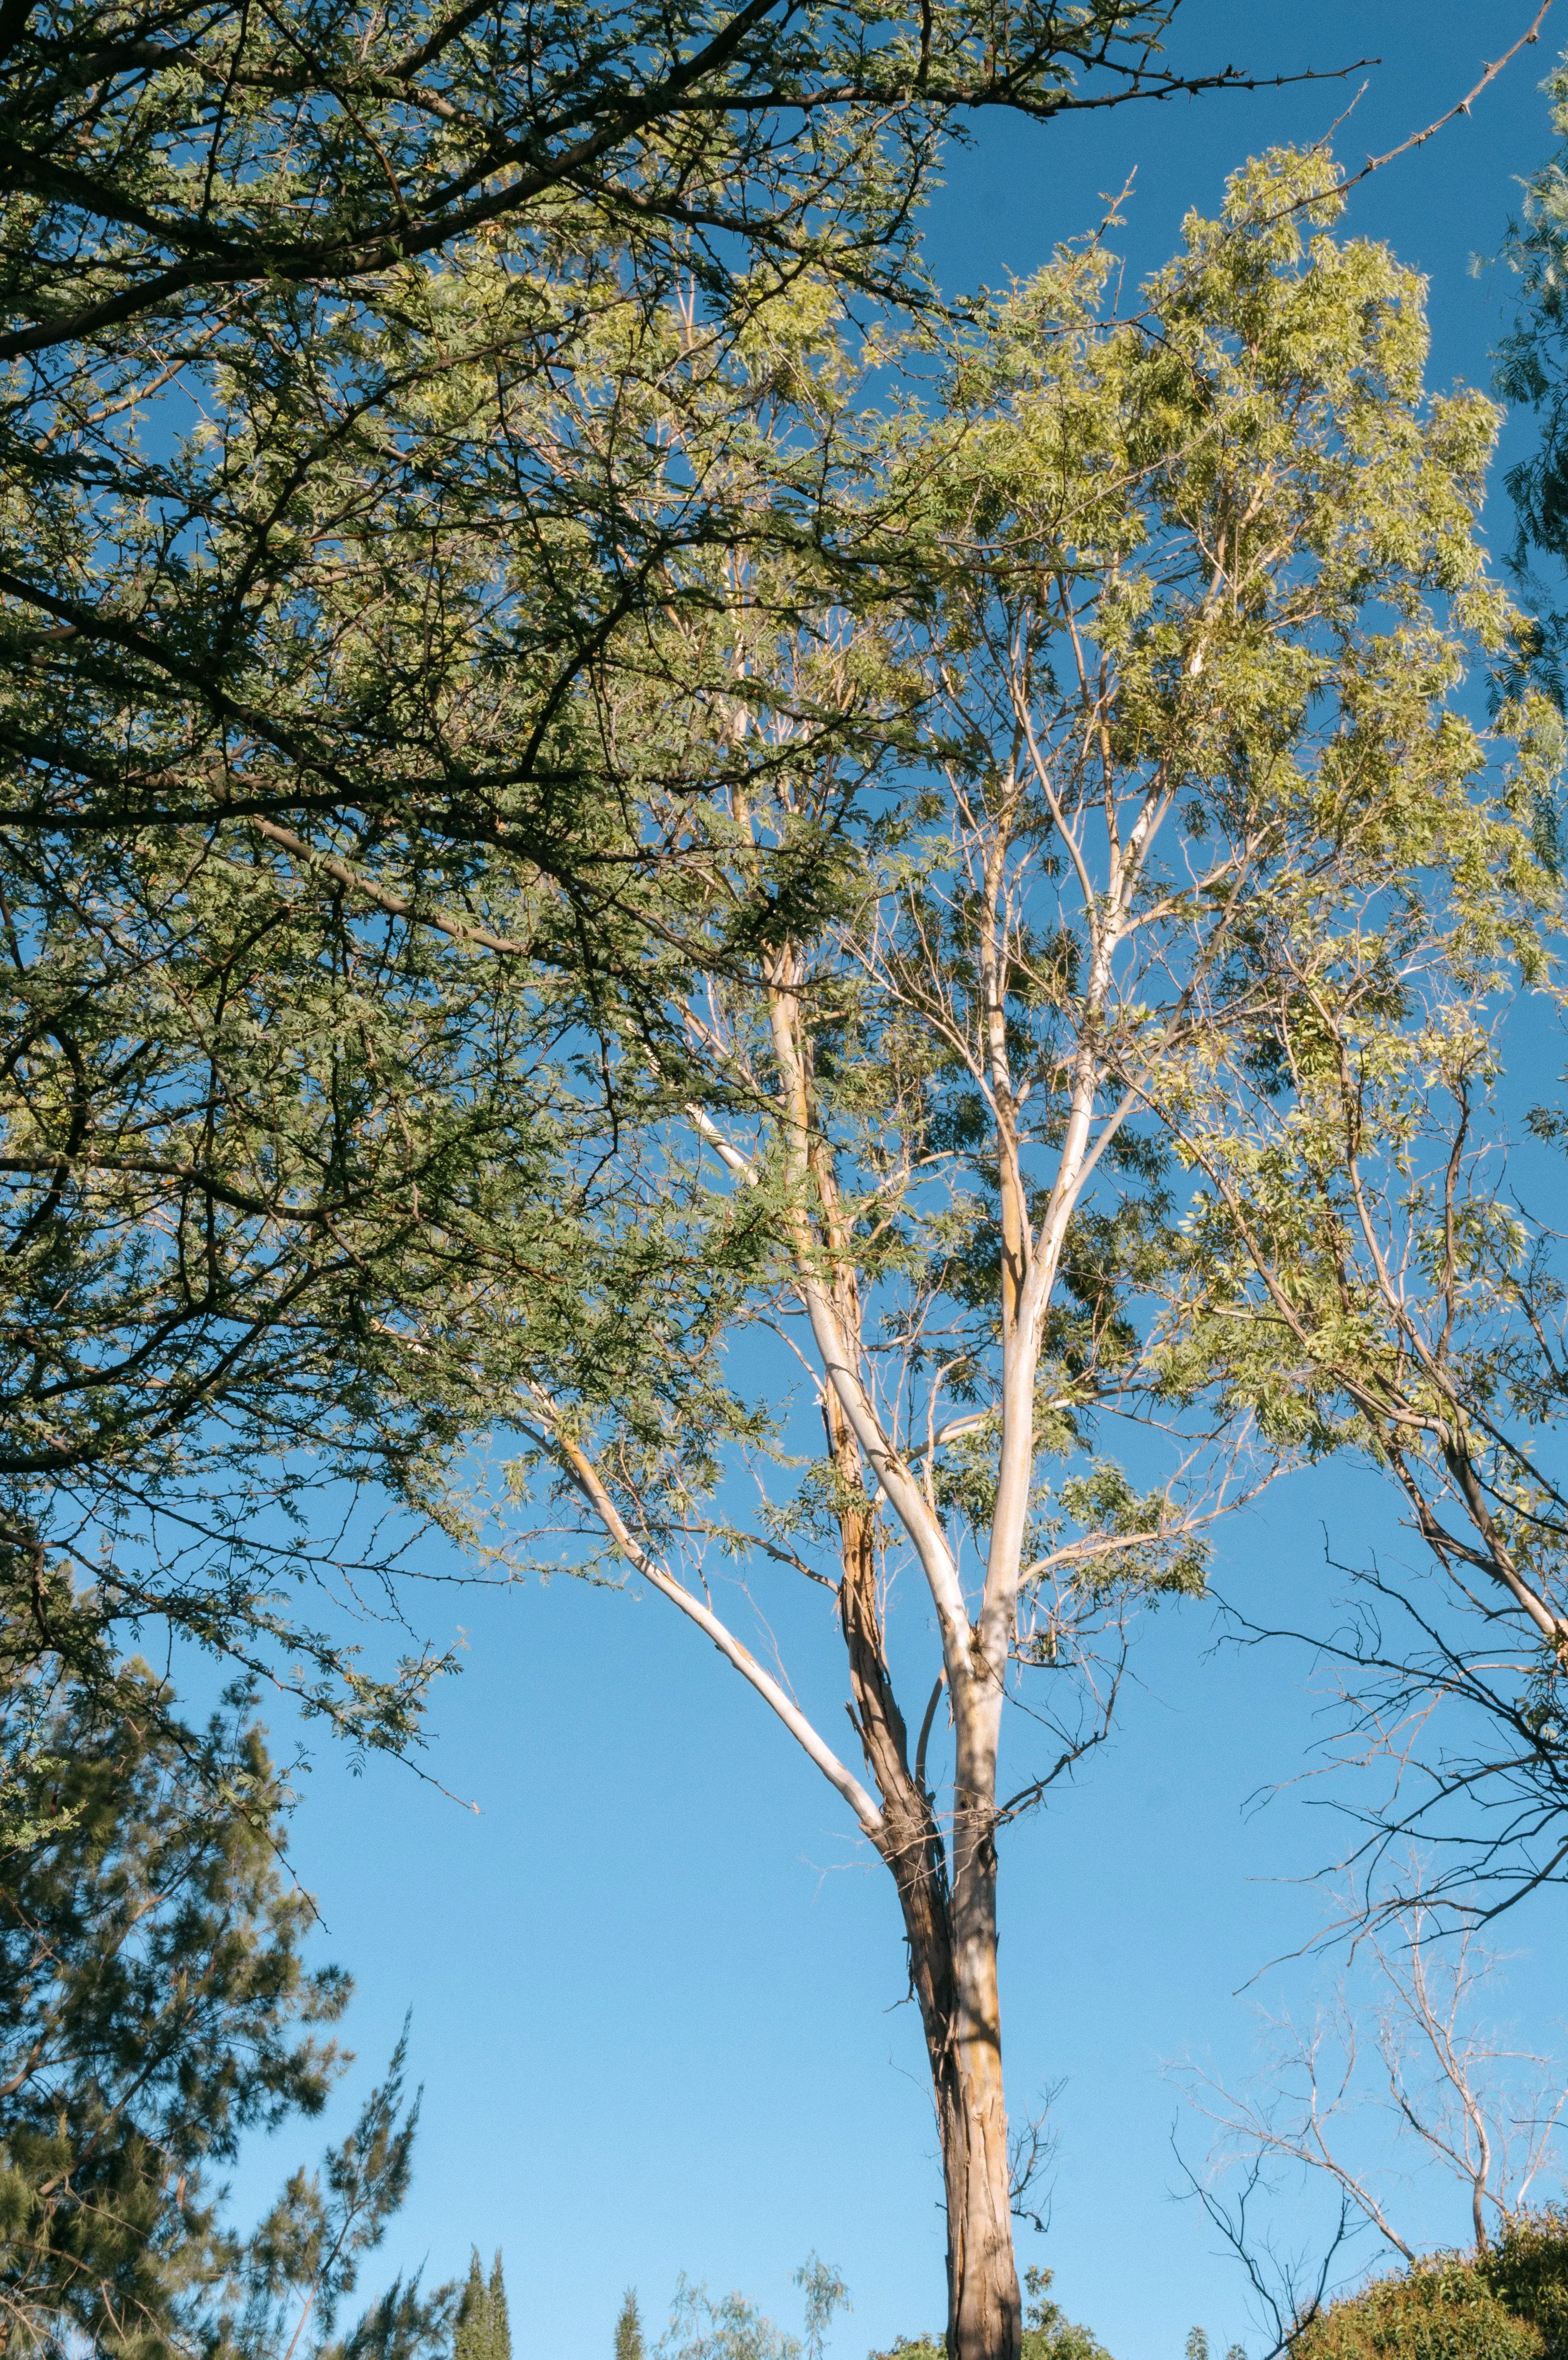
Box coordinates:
[476,151,1546,2360]
[1150,881,1568,1924]
[0,0,1358,1740]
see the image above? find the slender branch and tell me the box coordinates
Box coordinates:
[520,1391,885,1839]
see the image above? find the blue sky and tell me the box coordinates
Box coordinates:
[211,12,1568,2360]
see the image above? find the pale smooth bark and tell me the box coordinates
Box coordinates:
[522,632,1241,2360]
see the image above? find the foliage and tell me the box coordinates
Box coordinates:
[797,2259,851,2360]
[1186,2334,1247,2360]
[0,822,602,1753]
[619,2293,648,2360]
[1147,812,1568,1914]
[3,0,1234,774]
[0,1638,451,2360]
[1019,2269,1112,2360]
[1092,132,1568,1919]
[1477,2210,1568,2360]
[0,0,1235,366]
[1291,2261,1542,2360]
[654,2261,846,2360]
[0,1654,346,2357]
[455,2252,512,2360]
[510,139,1554,1655]
[1286,2213,1568,2360]
[658,2281,803,2360]
[217,2035,453,2360]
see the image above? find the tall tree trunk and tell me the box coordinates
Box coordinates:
[948,1678,1018,2360]
[827,1395,1022,2360]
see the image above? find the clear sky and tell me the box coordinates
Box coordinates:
[211,12,1568,2360]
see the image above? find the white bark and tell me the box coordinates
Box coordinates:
[522,1389,886,1841]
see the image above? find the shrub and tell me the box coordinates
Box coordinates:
[1292,2259,1541,2360]
[1482,2208,1568,2360]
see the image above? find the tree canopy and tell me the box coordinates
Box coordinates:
[474,146,1559,2360]
[1,0,1357,1755]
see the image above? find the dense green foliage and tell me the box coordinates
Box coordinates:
[1,0,1283,1764]
[618,2293,648,2360]
[507,141,1555,1895]
[0,1661,345,2355]
[1292,2266,1541,2360]
[0,0,1224,365]
[0,1650,447,2360]
[1292,2214,1568,2360]
[1479,2213,1568,2360]
[455,2252,511,2360]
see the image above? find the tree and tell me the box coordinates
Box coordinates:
[1222,2203,1568,2360]
[0,0,1355,1755]
[1290,2255,1545,2360]
[0,802,602,1753]
[1179,1887,1567,2282]
[619,2293,648,2360]
[1,0,1310,365]
[1184,2331,1246,2360]
[455,2252,511,2360]
[480,150,1541,2360]
[221,2035,454,2360]
[0,1652,346,2355]
[1146,784,1568,1923]
[651,2260,847,2360]
[0,1637,452,2360]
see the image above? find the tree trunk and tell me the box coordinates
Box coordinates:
[889,1747,1019,2360]
[827,1394,1022,2360]
[947,1685,1018,2360]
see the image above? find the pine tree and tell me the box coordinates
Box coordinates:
[616,2292,646,2360]
[457,2250,511,2360]
[456,2255,487,2360]
[0,1653,450,2360]
[489,2252,513,2360]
